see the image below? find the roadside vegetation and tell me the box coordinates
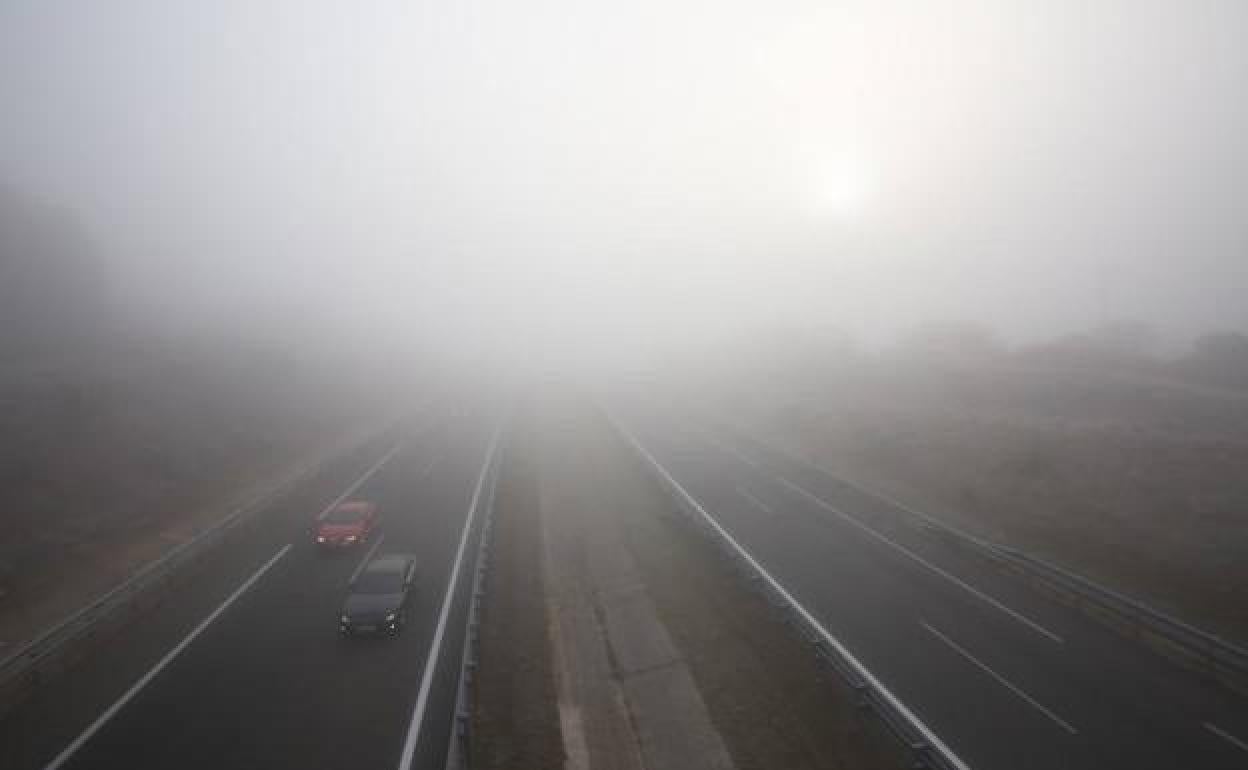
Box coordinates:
[674,322,1248,644]
[0,184,398,653]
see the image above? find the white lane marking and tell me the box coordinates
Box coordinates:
[43,545,293,770]
[688,416,1062,644]
[349,533,387,584]
[773,475,1064,645]
[736,486,775,516]
[921,621,1078,735]
[1205,722,1248,754]
[316,441,406,520]
[396,425,503,770]
[611,417,973,770]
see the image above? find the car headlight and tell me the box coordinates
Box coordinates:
[340,614,350,624]
[385,611,397,623]
[345,535,358,542]
[317,536,326,543]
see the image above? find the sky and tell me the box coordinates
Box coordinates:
[2,0,1247,365]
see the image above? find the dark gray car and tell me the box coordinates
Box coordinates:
[339,554,416,636]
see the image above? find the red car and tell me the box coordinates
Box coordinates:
[315,501,378,548]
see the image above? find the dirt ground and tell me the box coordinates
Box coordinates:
[472,414,566,770]
[472,403,902,770]
[0,346,395,656]
[719,362,1248,643]
[0,423,382,658]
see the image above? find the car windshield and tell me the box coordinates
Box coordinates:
[353,569,402,594]
[326,507,365,524]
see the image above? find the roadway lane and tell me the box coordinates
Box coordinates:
[1,406,502,770]
[615,405,1248,770]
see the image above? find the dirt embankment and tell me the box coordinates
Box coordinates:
[0,345,391,655]
[472,404,901,770]
[472,415,566,769]
[724,363,1248,643]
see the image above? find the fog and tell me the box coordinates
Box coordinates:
[3,1,1247,370]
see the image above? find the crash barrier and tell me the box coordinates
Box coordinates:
[0,427,399,715]
[443,430,505,770]
[723,424,1248,696]
[607,412,970,770]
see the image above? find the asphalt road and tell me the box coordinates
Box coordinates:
[0,406,501,770]
[615,405,1248,770]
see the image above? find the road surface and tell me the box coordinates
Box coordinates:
[614,403,1248,770]
[1,406,500,770]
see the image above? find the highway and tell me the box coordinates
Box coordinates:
[5,396,1247,770]
[0,406,501,770]
[614,404,1248,770]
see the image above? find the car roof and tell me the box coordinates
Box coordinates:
[364,554,414,574]
[335,500,374,512]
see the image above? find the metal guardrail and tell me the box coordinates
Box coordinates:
[721,423,1248,694]
[0,429,389,710]
[992,546,1248,690]
[443,429,504,770]
[606,412,970,770]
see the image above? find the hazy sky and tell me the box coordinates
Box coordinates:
[2,1,1246,361]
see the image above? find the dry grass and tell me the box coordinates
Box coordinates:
[727,362,1248,643]
[0,344,386,651]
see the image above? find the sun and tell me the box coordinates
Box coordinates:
[804,152,876,219]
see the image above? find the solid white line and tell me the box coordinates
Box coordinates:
[773,475,1065,645]
[713,424,1014,557]
[737,486,775,516]
[1205,722,1248,754]
[396,426,502,770]
[921,621,1078,735]
[43,545,292,770]
[316,441,406,520]
[349,533,387,584]
[611,417,973,770]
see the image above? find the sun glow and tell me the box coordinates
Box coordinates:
[805,152,876,219]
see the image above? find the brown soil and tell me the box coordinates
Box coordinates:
[0,346,392,654]
[472,402,902,770]
[0,425,379,657]
[471,413,566,770]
